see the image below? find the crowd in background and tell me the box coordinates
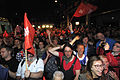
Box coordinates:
[0,23,120,80]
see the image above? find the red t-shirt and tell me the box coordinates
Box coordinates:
[58,52,81,75]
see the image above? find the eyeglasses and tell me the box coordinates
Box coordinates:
[94,64,104,68]
[64,50,72,53]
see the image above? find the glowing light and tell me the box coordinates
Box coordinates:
[75,22,79,25]
[50,25,53,28]
[38,26,41,29]
[55,0,57,3]
[46,25,49,28]
[32,25,35,27]
[42,25,45,28]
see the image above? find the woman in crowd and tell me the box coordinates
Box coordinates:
[99,55,119,80]
[79,56,105,80]
[48,36,81,80]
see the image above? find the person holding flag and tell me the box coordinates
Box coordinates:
[16,13,44,80]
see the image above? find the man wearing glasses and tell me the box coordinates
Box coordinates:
[16,51,44,80]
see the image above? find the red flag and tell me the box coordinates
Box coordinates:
[3,30,9,37]
[86,3,97,14]
[24,13,35,55]
[73,2,97,17]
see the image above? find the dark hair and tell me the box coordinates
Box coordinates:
[82,34,89,40]
[63,42,73,55]
[86,56,103,79]
[0,46,13,56]
[87,56,102,71]
[1,45,13,52]
[63,42,73,51]
[76,43,85,52]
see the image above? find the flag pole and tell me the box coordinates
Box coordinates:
[25,49,28,70]
[86,14,88,25]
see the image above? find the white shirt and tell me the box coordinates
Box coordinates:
[73,51,88,65]
[16,58,44,78]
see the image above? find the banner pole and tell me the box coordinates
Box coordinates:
[70,15,74,22]
[86,14,88,25]
[25,50,28,70]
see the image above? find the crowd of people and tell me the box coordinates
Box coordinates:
[0,23,120,80]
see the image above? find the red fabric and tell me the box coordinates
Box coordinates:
[86,3,97,14]
[24,13,35,55]
[3,30,9,37]
[96,47,105,55]
[43,76,46,80]
[106,52,118,66]
[73,2,97,17]
[106,52,120,77]
[59,52,81,75]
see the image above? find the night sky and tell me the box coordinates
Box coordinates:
[0,0,120,24]
[1,0,56,23]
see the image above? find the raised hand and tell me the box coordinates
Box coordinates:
[70,35,80,45]
[68,23,73,32]
[109,71,119,80]
[75,35,80,40]
[104,43,110,50]
[46,29,51,35]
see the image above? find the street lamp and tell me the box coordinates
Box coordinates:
[46,25,49,28]
[42,25,45,28]
[55,0,57,3]
[50,25,53,28]
[75,22,79,25]
[32,25,35,27]
[38,26,41,29]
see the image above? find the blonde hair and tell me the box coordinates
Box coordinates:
[53,71,64,80]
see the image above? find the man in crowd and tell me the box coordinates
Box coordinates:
[82,34,96,58]
[105,41,120,78]
[16,50,44,80]
[12,38,23,58]
[73,43,88,73]
[0,46,19,80]
[96,32,116,55]
[36,40,46,59]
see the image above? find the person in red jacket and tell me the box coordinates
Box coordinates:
[105,41,120,78]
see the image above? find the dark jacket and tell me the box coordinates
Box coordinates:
[87,44,96,58]
[79,71,105,80]
[0,65,8,80]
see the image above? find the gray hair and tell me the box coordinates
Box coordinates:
[53,71,64,80]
